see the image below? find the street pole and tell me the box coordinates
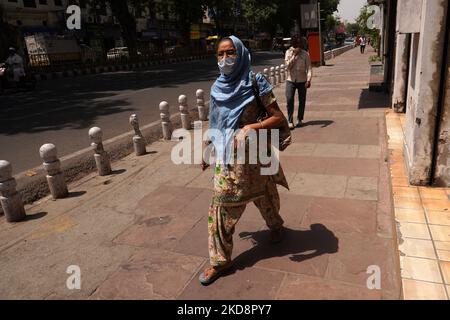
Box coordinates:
[318,1,324,66]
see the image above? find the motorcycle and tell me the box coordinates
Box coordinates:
[0,63,36,95]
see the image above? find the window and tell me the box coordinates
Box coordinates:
[54,0,63,6]
[39,0,48,5]
[23,0,37,8]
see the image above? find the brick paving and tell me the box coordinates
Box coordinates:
[0,47,402,299]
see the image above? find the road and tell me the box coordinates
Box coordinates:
[0,51,285,174]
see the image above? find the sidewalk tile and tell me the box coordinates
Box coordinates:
[426,210,450,226]
[345,176,378,201]
[400,257,442,283]
[391,177,410,187]
[357,145,381,159]
[393,187,420,199]
[435,241,450,251]
[398,238,436,259]
[276,274,381,300]
[402,279,447,300]
[429,225,450,242]
[303,197,377,234]
[178,263,284,300]
[390,165,407,178]
[279,156,328,175]
[113,214,202,250]
[91,249,205,300]
[398,222,431,240]
[325,158,380,177]
[312,143,358,158]
[393,197,423,210]
[289,173,347,199]
[135,185,205,217]
[395,208,426,223]
[422,199,450,212]
[419,188,448,200]
[440,261,450,285]
[326,233,398,292]
[281,143,316,157]
[437,250,450,261]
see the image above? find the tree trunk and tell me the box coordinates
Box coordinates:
[109,0,138,58]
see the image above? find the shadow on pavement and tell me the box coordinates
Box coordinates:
[66,191,87,198]
[232,223,339,271]
[301,120,334,128]
[23,211,48,221]
[358,88,390,109]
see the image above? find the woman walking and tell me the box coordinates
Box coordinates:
[199,36,290,285]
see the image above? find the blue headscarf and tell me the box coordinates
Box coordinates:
[209,35,272,167]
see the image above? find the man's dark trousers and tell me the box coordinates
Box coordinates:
[286,80,307,124]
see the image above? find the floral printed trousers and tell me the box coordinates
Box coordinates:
[208,177,284,267]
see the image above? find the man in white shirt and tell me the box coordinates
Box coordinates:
[360,37,366,54]
[5,47,25,83]
[285,36,312,129]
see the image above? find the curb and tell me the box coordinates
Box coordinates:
[33,55,211,82]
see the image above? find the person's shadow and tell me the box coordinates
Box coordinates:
[231,224,339,271]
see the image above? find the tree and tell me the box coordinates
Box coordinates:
[0,4,21,61]
[242,0,278,37]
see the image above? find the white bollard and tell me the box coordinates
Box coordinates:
[40,144,68,200]
[263,68,269,79]
[270,67,276,85]
[179,95,191,130]
[280,64,286,82]
[130,114,147,156]
[196,89,208,121]
[89,127,112,176]
[0,160,26,222]
[159,101,172,140]
[275,66,281,84]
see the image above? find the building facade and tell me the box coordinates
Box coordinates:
[379,0,450,187]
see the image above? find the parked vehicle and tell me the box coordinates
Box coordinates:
[106,47,142,60]
[344,38,356,47]
[165,45,184,56]
[0,63,36,95]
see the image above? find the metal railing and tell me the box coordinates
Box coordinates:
[26,48,211,73]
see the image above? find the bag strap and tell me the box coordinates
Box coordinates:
[251,73,266,113]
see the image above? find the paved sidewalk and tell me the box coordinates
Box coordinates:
[0,47,402,299]
[386,111,450,300]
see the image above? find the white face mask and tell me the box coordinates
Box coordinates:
[218,57,236,75]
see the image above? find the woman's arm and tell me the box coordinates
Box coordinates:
[235,100,286,147]
[245,101,285,131]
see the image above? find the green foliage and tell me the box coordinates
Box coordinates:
[369,55,381,62]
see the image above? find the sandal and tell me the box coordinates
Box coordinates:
[270,227,284,244]
[199,262,233,286]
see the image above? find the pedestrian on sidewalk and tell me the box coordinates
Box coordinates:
[285,35,312,129]
[199,35,290,286]
[360,36,367,54]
